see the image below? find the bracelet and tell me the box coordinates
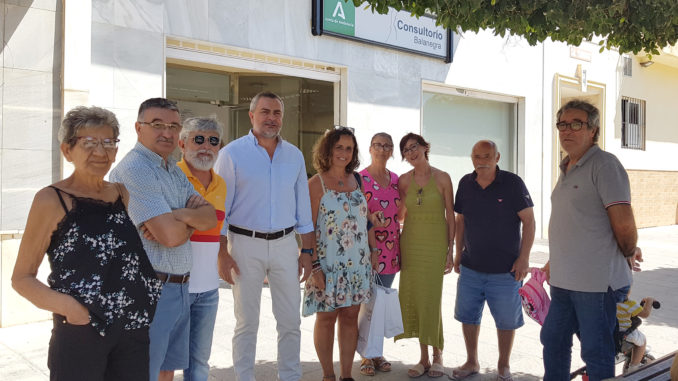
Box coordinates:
[301,248,314,256]
[312,267,323,275]
[312,260,321,269]
[370,247,379,253]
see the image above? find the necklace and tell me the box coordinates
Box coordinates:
[413,165,431,206]
[328,173,349,187]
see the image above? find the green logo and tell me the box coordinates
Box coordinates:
[323,0,355,36]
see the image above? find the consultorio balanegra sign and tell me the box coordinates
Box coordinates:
[312,0,453,62]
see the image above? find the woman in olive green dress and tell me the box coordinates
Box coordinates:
[395,133,455,378]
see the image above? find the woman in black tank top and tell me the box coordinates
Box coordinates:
[12,106,162,381]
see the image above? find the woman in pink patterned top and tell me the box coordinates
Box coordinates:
[358,132,401,376]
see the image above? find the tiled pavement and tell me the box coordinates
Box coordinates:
[2,226,677,380]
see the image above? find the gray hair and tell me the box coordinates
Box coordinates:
[59,106,120,146]
[249,91,285,114]
[370,132,393,146]
[138,97,180,119]
[179,117,223,141]
[557,100,600,144]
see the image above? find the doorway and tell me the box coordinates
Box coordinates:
[553,74,606,187]
[166,64,335,176]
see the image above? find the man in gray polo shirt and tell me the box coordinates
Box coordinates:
[540,100,642,381]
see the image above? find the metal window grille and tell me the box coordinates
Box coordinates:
[622,56,633,77]
[621,96,646,150]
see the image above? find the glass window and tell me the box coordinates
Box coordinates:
[422,91,517,187]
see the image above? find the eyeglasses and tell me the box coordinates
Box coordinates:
[193,135,220,146]
[371,142,394,151]
[556,121,588,131]
[73,136,120,150]
[416,188,423,206]
[402,142,420,156]
[139,121,182,132]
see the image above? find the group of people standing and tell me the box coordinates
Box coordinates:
[10,90,641,381]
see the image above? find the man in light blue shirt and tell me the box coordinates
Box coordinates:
[214,91,315,381]
[110,98,217,381]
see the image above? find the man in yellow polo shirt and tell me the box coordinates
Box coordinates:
[177,117,227,381]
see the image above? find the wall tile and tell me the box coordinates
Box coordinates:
[4,0,61,12]
[247,1,285,54]
[164,0,208,41]
[2,68,60,151]
[93,0,163,33]
[92,0,114,24]
[90,22,164,109]
[3,5,62,73]
[207,0,248,46]
[1,148,54,230]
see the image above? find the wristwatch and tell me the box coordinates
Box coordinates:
[301,248,314,256]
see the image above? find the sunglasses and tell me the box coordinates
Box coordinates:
[193,135,220,146]
[416,188,423,206]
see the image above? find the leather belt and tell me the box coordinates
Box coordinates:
[156,271,190,284]
[229,225,295,240]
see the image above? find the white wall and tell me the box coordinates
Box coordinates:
[82,0,678,237]
[614,60,678,171]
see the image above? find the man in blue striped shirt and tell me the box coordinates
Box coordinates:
[214,91,315,381]
[111,98,217,381]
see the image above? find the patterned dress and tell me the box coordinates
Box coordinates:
[46,186,162,336]
[302,175,373,316]
[359,169,401,275]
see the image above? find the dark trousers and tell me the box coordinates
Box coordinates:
[48,314,149,381]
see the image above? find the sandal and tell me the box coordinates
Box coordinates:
[322,375,336,381]
[373,356,392,372]
[429,353,444,378]
[408,363,430,378]
[360,358,375,376]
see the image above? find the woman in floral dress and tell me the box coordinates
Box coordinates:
[303,127,379,381]
[358,132,400,376]
[11,106,161,380]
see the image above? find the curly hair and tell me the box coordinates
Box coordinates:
[312,127,360,174]
[59,106,120,147]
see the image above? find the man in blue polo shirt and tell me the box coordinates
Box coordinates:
[450,140,535,381]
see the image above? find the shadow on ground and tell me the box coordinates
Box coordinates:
[626,266,678,328]
[204,361,543,381]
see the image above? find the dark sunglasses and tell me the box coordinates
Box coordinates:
[193,135,220,146]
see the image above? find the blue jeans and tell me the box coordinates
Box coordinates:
[149,282,190,379]
[540,286,618,381]
[454,266,524,330]
[375,272,396,288]
[183,289,219,381]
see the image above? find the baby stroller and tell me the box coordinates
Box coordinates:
[569,300,660,380]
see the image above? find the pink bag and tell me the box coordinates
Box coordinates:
[519,268,550,325]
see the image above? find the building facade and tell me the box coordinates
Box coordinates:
[1,0,677,325]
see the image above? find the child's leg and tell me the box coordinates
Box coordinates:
[630,343,646,366]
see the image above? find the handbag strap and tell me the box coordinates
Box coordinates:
[373,271,385,287]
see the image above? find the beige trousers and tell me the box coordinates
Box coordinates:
[228,231,301,381]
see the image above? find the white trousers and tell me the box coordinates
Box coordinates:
[228,231,302,381]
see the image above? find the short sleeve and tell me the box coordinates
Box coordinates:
[595,159,631,207]
[511,175,534,213]
[454,176,466,214]
[110,163,172,227]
